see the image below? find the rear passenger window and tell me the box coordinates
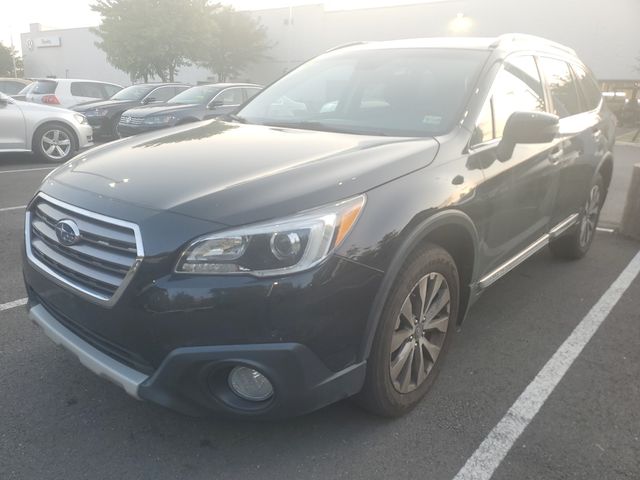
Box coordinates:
[244,88,261,101]
[538,57,582,118]
[572,64,602,111]
[71,82,104,99]
[214,88,244,106]
[471,55,546,146]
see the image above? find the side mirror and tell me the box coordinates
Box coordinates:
[142,97,156,104]
[207,100,223,110]
[497,111,559,161]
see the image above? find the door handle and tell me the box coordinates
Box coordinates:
[548,146,563,165]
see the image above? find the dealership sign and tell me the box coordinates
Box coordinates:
[35,36,62,48]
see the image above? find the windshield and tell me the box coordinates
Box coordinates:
[111,84,156,101]
[17,83,34,95]
[238,48,489,137]
[31,80,57,95]
[168,85,222,105]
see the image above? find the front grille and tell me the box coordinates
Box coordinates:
[26,193,144,305]
[119,115,144,126]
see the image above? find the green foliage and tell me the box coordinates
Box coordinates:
[91,0,213,82]
[0,43,21,77]
[197,6,270,82]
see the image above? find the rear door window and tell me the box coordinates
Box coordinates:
[70,82,105,99]
[214,88,244,106]
[538,57,582,118]
[571,64,602,111]
[244,87,261,101]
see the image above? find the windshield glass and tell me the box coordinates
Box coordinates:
[111,84,156,101]
[238,48,488,137]
[168,85,222,105]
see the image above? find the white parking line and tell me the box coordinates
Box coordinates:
[0,205,26,212]
[0,167,54,174]
[0,298,27,312]
[453,249,640,480]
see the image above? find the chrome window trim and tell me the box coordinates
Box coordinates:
[25,192,145,308]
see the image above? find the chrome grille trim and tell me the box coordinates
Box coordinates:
[25,192,145,307]
[119,115,144,126]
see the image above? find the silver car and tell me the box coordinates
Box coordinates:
[0,92,93,163]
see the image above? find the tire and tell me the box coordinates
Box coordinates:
[33,123,77,163]
[549,173,604,260]
[356,243,460,417]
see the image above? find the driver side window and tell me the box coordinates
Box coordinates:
[471,55,546,147]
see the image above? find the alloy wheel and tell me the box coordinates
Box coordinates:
[579,184,600,248]
[389,272,451,393]
[41,129,71,160]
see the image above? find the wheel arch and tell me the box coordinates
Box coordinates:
[31,120,79,154]
[358,210,480,363]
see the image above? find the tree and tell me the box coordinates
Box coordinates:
[91,0,212,82]
[198,6,270,82]
[0,43,21,77]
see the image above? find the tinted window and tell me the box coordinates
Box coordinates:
[71,82,104,99]
[111,85,156,101]
[471,55,545,145]
[214,88,244,106]
[104,84,122,98]
[572,64,602,111]
[147,86,177,102]
[244,87,261,101]
[31,80,57,94]
[238,48,489,137]
[0,81,28,95]
[169,85,221,104]
[538,57,581,118]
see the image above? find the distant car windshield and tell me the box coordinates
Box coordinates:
[238,48,489,137]
[111,85,156,101]
[168,85,222,105]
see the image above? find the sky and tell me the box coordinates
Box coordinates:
[1,0,434,55]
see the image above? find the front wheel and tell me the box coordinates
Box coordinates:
[33,123,77,163]
[356,244,459,417]
[550,174,604,260]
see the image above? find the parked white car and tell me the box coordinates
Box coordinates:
[0,92,93,163]
[24,78,122,108]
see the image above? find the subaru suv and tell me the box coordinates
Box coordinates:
[23,35,615,418]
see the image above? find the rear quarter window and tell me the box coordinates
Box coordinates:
[538,57,582,118]
[572,64,602,111]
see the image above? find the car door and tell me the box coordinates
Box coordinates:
[0,95,27,150]
[537,57,605,227]
[205,87,244,118]
[469,55,560,273]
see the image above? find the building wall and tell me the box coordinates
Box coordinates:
[243,0,640,84]
[20,25,212,86]
[20,1,640,86]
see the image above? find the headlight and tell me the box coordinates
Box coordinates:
[143,114,176,125]
[73,113,88,125]
[85,108,109,117]
[175,195,366,276]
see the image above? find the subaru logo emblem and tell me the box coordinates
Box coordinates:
[55,219,81,246]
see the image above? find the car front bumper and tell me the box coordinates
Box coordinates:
[77,123,94,149]
[24,250,382,418]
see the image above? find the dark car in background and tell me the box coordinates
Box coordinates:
[23,35,614,419]
[73,83,190,139]
[117,83,261,137]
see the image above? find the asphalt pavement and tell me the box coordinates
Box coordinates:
[0,144,638,480]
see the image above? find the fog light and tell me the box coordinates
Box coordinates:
[228,366,274,402]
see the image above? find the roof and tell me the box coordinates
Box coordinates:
[31,78,122,85]
[197,83,262,88]
[331,34,577,57]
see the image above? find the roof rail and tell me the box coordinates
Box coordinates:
[325,41,368,53]
[490,33,576,55]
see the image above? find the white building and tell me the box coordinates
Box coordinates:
[20,0,640,87]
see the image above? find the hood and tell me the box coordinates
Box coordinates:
[123,103,201,117]
[45,120,440,226]
[73,99,138,112]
